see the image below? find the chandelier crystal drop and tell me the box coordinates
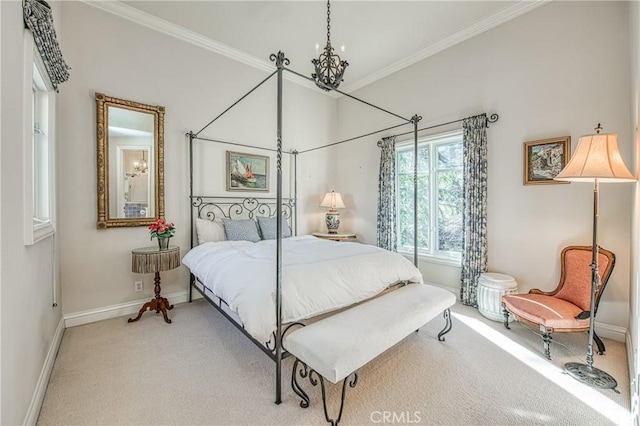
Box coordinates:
[311,0,348,91]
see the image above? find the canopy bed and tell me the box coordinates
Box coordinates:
[184,50,498,422]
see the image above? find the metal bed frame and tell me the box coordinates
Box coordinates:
[188,196,296,361]
[186,50,498,405]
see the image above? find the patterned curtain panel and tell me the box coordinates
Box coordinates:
[460,114,488,306]
[377,136,397,252]
[23,0,70,91]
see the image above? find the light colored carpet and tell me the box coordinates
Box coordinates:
[37,299,631,425]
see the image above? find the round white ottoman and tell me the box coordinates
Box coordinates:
[478,272,518,322]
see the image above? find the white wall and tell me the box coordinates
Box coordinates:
[629,1,640,420]
[335,1,633,331]
[0,1,64,424]
[58,2,336,316]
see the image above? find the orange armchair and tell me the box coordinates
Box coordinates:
[502,246,615,360]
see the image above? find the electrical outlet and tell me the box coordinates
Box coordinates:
[134,281,143,292]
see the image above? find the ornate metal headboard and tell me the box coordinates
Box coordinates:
[190,196,296,245]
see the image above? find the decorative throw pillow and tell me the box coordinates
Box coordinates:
[195,219,226,244]
[257,216,291,240]
[222,219,261,243]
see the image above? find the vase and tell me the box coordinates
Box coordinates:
[157,237,170,250]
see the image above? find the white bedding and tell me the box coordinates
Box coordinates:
[182,235,423,343]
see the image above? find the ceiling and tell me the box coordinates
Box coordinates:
[100,1,545,94]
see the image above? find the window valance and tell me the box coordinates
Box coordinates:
[23,0,70,91]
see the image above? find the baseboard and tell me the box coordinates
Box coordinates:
[63,286,626,341]
[594,320,627,343]
[64,291,194,328]
[23,316,65,426]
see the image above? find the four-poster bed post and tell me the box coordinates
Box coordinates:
[271,51,290,405]
[188,131,194,303]
[292,150,298,236]
[411,114,421,267]
[186,49,498,405]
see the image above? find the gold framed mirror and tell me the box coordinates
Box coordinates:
[96,93,165,228]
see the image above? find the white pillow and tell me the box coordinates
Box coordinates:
[196,218,226,244]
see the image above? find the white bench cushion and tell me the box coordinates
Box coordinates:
[283,284,455,383]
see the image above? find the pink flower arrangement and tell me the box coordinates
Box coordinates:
[148,219,176,240]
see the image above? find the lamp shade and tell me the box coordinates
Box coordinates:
[320,191,345,209]
[555,133,634,182]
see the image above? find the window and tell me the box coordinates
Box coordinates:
[24,35,55,245]
[396,131,463,263]
[33,63,50,225]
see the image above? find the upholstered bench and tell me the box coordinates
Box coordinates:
[283,284,456,425]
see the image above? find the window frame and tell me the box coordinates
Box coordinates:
[395,130,463,266]
[24,31,56,245]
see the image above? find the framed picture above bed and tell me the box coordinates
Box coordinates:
[523,136,571,185]
[226,151,269,191]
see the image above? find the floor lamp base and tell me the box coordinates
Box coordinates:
[564,362,619,393]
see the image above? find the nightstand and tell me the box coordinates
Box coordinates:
[129,245,180,324]
[312,232,357,242]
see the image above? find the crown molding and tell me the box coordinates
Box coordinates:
[82,0,546,97]
[340,0,549,94]
[81,0,334,96]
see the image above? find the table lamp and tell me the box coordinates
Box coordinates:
[320,191,345,234]
[554,124,635,391]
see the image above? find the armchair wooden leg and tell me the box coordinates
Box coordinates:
[503,307,511,330]
[542,332,552,360]
[593,332,606,355]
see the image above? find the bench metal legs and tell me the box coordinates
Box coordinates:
[292,359,310,408]
[437,308,453,341]
[290,308,453,425]
[292,359,358,426]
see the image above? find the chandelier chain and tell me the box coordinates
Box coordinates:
[326,0,331,47]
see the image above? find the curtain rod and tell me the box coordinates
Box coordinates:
[194,70,278,137]
[191,134,297,155]
[389,113,499,140]
[283,67,411,123]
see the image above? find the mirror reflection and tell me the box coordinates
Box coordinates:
[108,108,155,219]
[96,93,165,228]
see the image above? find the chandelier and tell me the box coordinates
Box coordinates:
[311,0,348,91]
[133,150,148,174]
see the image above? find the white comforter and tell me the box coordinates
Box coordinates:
[182,235,423,342]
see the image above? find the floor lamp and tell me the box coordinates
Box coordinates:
[554,124,635,391]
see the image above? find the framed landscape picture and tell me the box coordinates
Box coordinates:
[523,136,571,185]
[226,151,269,191]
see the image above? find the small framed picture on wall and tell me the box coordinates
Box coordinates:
[226,151,269,191]
[523,136,571,185]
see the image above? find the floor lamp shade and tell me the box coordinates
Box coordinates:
[555,133,634,182]
[554,131,634,392]
[320,191,345,233]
